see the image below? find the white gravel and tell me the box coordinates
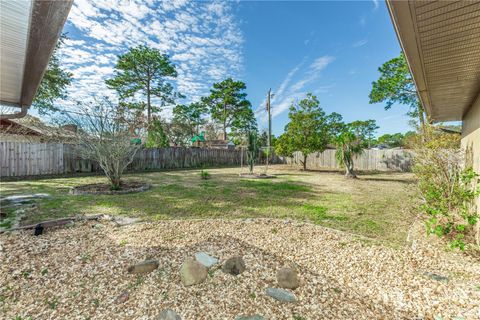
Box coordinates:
[1,219,479,319]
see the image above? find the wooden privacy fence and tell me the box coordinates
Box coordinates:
[0,142,414,178]
[0,142,64,177]
[286,149,414,172]
[0,142,284,177]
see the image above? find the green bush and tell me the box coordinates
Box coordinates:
[413,126,479,250]
[200,170,211,180]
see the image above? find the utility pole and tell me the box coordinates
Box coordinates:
[266,88,272,148]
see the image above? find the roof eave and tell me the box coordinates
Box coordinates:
[0,0,73,120]
[386,0,437,121]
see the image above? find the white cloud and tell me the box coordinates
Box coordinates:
[258,55,334,122]
[372,0,379,11]
[359,16,366,27]
[59,0,244,119]
[310,56,335,72]
[353,39,368,47]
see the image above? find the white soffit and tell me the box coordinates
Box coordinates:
[0,0,33,106]
[388,0,480,122]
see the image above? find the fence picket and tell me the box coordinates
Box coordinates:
[0,142,413,177]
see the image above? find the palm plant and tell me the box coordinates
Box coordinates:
[263,147,272,174]
[246,131,259,174]
[335,130,364,178]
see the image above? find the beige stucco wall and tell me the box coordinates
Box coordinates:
[461,95,480,213]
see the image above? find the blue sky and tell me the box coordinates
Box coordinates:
[56,0,411,137]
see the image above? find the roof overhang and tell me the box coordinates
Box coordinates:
[0,0,72,119]
[386,0,480,122]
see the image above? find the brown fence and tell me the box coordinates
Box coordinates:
[1,142,283,177]
[0,142,64,177]
[0,142,414,178]
[286,149,414,172]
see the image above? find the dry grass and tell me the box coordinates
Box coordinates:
[0,165,417,246]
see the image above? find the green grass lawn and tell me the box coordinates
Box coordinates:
[0,165,418,246]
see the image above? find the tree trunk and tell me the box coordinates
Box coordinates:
[345,161,357,178]
[302,154,307,171]
[223,103,227,140]
[417,102,426,133]
[147,82,151,125]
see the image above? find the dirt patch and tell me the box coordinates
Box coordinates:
[69,181,151,195]
[238,173,276,179]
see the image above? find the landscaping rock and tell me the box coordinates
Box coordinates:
[266,287,297,303]
[156,309,181,320]
[115,216,140,226]
[65,221,75,228]
[277,267,300,289]
[424,272,449,284]
[195,252,219,268]
[101,214,114,221]
[93,223,104,229]
[235,315,264,320]
[180,257,207,286]
[114,291,129,304]
[222,256,246,275]
[128,259,159,274]
[0,193,51,204]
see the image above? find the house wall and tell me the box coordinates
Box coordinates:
[461,95,480,213]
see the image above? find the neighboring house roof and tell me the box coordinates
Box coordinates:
[0,115,76,141]
[208,139,234,145]
[206,139,236,149]
[0,0,73,119]
[386,1,480,122]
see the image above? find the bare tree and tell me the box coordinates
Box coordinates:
[64,97,140,189]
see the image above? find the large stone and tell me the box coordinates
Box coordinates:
[235,315,264,320]
[195,252,219,268]
[115,216,140,226]
[423,272,449,284]
[0,193,51,204]
[180,257,207,286]
[276,267,300,289]
[222,256,246,276]
[266,287,297,303]
[156,309,181,320]
[114,291,129,304]
[128,259,159,274]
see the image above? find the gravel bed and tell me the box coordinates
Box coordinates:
[1,219,479,319]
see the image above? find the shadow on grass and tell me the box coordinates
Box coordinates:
[15,177,323,225]
[357,176,416,184]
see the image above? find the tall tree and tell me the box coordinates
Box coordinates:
[274,93,331,170]
[369,53,426,128]
[334,126,364,178]
[33,34,73,115]
[105,45,180,125]
[164,121,194,146]
[202,78,256,141]
[349,120,379,148]
[172,102,208,138]
[145,117,169,148]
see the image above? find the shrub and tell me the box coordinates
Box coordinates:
[413,126,479,250]
[200,170,211,180]
[65,97,141,190]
